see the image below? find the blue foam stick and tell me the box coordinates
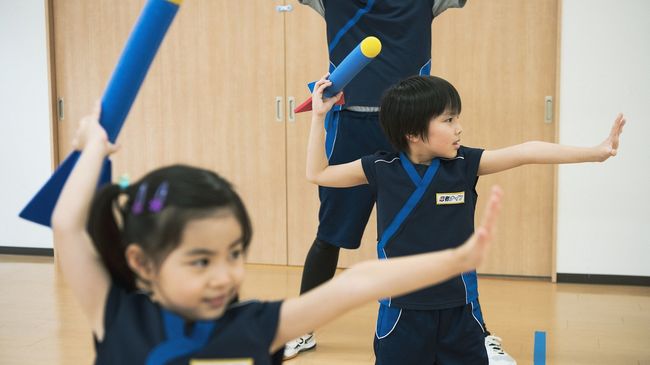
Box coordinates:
[19,0,181,227]
[294,36,381,113]
[323,41,375,98]
[534,331,547,365]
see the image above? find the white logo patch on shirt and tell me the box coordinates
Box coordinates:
[436,192,465,205]
[190,359,253,365]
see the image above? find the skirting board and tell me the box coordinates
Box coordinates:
[557,273,650,287]
[0,246,53,256]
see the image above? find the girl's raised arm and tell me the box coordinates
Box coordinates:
[272,186,504,351]
[51,104,119,340]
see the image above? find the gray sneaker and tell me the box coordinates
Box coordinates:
[283,333,317,360]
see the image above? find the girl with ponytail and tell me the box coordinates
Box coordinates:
[52,104,504,364]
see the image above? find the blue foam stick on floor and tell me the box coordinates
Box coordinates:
[534,331,547,365]
[19,0,182,227]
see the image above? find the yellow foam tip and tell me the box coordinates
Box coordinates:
[167,0,183,5]
[360,36,382,58]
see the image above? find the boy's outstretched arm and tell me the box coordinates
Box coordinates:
[51,103,118,340]
[478,114,626,175]
[305,75,368,187]
[271,186,504,352]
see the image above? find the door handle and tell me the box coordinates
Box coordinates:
[276,96,283,122]
[57,97,64,121]
[288,97,295,122]
[276,4,293,12]
[545,96,553,124]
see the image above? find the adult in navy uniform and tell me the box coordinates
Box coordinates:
[287,2,516,364]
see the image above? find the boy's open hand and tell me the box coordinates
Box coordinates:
[312,74,343,118]
[71,102,119,155]
[595,113,626,162]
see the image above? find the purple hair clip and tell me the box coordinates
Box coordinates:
[148,181,169,213]
[131,183,148,215]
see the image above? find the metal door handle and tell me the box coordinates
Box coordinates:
[57,98,64,120]
[288,97,295,122]
[276,96,283,122]
[545,96,553,124]
[276,5,293,12]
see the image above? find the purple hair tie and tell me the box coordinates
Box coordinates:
[131,183,148,215]
[148,181,169,213]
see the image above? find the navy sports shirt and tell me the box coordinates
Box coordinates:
[361,146,484,310]
[94,284,283,365]
[300,0,467,107]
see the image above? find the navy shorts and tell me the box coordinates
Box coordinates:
[374,304,488,365]
[317,110,394,249]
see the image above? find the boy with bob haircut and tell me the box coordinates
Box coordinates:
[305,74,625,364]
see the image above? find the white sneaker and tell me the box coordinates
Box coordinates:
[283,333,317,360]
[485,335,517,365]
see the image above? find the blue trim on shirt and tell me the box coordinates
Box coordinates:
[377,153,440,305]
[419,59,432,76]
[145,309,216,365]
[463,270,480,303]
[328,0,376,53]
[324,111,340,160]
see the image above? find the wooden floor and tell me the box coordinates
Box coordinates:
[1,255,649,364]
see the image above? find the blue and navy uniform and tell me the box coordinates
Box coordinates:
[299,0,467,249]
[361,147,488,364]
[94,284,283,365]
[302,0,466,107]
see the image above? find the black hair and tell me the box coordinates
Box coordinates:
[87,165,252,291]
[379,75,462,152]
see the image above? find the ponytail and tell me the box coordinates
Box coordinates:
[87,184,135,290]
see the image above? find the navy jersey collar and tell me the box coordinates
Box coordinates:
[399,152,440,187]
[145,309,216,365]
